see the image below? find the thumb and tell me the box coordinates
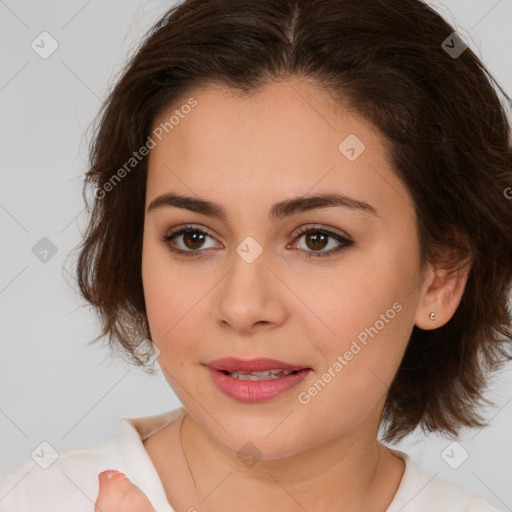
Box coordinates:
[95,470,156,512]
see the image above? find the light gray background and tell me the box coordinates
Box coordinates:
[1,0,511,509]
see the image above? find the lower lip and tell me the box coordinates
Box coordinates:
[207,368,311,403]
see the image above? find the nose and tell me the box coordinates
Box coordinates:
[214,243,288,334]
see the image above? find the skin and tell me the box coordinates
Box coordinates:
[94,470,155,511]
[139,77,469,512]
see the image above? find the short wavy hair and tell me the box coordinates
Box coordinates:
[70,0,512,443]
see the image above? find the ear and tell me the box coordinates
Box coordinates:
[414,258,471,330]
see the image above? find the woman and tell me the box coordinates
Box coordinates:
[1,0,511,510]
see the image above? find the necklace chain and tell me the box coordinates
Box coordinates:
[179,413,200,496]
[177,411,387,511]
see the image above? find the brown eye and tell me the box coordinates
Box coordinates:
[181,230,207,250]
[304,231,329,251]
[162,225,219,256]
[290,226,354,258]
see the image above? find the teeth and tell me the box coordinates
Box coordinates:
[226,369,296,381]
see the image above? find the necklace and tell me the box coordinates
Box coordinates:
[179,412,200,496]
[178,412,385,511]
[179,413,219,512]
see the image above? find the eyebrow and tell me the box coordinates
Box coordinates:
[147,192,378,220]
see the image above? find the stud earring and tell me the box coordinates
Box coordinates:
[429,312,435,321]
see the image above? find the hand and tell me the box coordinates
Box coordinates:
[94,470,156,512]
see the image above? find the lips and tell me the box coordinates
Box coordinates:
[204,357,310,373]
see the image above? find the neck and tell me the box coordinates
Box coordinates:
[179,412,404,512]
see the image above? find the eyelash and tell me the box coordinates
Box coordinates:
[161,224,354,259]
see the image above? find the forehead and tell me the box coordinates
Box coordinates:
[145,79,412,221]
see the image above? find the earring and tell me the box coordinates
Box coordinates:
[429,312,435,321]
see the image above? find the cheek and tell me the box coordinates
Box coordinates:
[290,251,410,345]
[142,237,184,351]
[141,237,216,366]
[294,248,417,405]
[295,298,412,438]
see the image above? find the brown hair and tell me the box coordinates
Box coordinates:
[70,0,512,443]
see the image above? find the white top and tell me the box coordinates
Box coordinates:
[0,407,502,512]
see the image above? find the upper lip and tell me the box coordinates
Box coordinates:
[204,357,309,373]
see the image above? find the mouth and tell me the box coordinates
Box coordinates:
[204,357,312,402]
[220,369,302,381]
[204,356,311,374]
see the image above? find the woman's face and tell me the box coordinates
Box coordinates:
[141,78,425,458]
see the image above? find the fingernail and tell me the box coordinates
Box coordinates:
[99,470,125,480]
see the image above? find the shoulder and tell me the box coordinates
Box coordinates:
[387,449,503,512]
[0,408,184,512]
[0,434,124,512]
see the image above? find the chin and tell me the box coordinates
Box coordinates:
[202,414,309,461]
[224,434,303,462]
